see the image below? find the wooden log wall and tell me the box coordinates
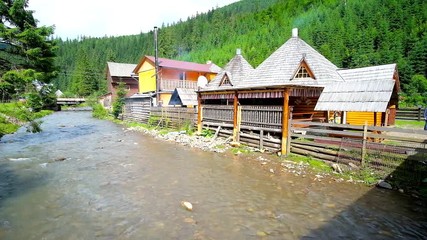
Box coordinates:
[123,98,151,123]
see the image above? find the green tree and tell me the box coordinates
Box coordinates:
[70,48,98,96]
[0,0,57,101]
[112,81,126,119]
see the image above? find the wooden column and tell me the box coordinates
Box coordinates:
[232,92,239,142]
[281,89,290,155]
[197,93,202,134]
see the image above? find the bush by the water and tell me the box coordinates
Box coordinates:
[0,102,52,138]
[92,104,109,119]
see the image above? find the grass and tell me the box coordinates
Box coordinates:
[285,153,333,173]
[0,102,53,138]
[230,144,252,155]
[394,119,425,129]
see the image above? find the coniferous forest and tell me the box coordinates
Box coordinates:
[54,0,426,106]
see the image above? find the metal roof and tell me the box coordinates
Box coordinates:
[145,56,221,73]
[107,62,137,77]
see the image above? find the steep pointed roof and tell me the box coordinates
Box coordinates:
[239,36,343,88]
[205,51,254,90]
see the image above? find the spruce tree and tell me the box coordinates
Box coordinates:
[0,0,57,101]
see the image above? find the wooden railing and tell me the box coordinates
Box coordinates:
[202,105,234,124]
[160,79,198,91]
[241,105,283,129]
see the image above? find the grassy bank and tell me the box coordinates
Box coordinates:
[0,102,53,138]
[395,119,425,129]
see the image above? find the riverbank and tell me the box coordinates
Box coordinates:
[125,124,363,183]
[120,120,427,204]
[0,102,53,139]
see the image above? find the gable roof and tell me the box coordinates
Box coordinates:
[168,88,198,106]
[315,64,399,112]
[337,63,399,90]
[315,79,395,112]
[205,51,254,90]
[133,56,221,74]
[238,36,343,88]
[107,62,137,77]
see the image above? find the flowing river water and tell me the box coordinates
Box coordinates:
[0,111,426,239]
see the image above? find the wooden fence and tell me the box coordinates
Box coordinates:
[289,121,427,182]
[202,105,283,151]
[150,107,197,129]
[203,105,234,124]
[396,107,426,121]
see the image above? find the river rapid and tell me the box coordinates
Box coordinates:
[0,111,426,239]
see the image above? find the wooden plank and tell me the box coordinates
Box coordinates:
[291,121,365,130]
[281,89,290,155]
[291,127,364,138]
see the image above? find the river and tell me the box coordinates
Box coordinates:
[0,111,426,239]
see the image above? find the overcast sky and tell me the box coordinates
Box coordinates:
[28,0,239,39]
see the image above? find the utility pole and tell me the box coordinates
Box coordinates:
[154,26,160,106]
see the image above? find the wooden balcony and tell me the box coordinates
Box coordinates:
[160,79,198,91]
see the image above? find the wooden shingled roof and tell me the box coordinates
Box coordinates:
[315,64,398,112]
[168,88,198,106]
[199,28,399,112]
[205,50,254,90]
[240,35,343,88]
[107,62,137,77]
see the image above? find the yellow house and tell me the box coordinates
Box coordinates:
[132,56,220,106]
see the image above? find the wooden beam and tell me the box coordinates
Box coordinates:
[281,89,290,155]
[197,93,202,134]
[232,91,239,142]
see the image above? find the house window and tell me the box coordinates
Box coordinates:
[295,66,310,78]
[220,73,232,86]
[179,72,186,80]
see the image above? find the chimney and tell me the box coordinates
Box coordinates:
[292,28,298,38]
[236,48,241,55]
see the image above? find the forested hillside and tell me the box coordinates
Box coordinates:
[54,0,427,106]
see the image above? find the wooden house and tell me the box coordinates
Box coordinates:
[103,62,139,108]
[132,56,220,106]
[197,28,400,154]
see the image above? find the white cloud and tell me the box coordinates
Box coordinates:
[28,0,239,39]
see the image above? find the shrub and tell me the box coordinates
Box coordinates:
[92,103,109,119]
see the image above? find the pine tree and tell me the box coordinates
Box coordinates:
[0,0,57,101]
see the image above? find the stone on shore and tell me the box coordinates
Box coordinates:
[377,180,393,190]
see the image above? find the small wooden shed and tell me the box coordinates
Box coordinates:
[315,64,399,126]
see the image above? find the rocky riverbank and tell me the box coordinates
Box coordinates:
[125,126,358,184]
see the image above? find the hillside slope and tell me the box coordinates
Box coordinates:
[54,0,427,105]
